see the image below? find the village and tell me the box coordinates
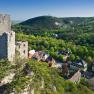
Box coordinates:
[0,14,94,92]
[28,49,94,85]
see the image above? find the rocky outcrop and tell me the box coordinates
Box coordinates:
[0,73,15,86]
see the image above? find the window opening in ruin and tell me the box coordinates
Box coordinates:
[23,44,25,47]
[23,50,25,54]
[19,45,20,48]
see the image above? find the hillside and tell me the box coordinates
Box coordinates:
[19,16,63,30]
[13,16,94,34]
[19,16,83,30]
[1,60,93,94]
[1,16,94,94]
[18,16,94,30]
[12,16,94,47]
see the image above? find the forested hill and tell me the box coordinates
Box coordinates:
[19,16,63,30]
[12,16,94,47]
[18,16,94,30]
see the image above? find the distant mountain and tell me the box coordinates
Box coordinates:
[12,16,94,35]
[18,16,94,30]
[19,16,63,30]
[12,20,22,25]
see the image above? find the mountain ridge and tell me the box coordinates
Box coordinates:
[18,15,94,30]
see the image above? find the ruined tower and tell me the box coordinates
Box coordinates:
[0,14,15,62]
[16,41,28,59]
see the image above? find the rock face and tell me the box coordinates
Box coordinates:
[0,14,15,62]
[0,73,15,86]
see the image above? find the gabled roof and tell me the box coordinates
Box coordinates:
[69,70,81,83]
[76,60,87,66]
[57,49,71,56]
[29,50,35,54]
[70,60,87,68]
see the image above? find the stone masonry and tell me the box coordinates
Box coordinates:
[16,41,28,59]
[0,14,15,62]
[0,14,28,62]
[0,14,11,34]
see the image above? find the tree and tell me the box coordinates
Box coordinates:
[69,54,75,61]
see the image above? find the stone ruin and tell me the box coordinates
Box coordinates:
[0,14,28,62]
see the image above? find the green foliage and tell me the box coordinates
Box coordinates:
[6,60,94,94]
[16,33,94,63]
[0,60,13,79]
[12,16,94,48]
[10,16,94,93]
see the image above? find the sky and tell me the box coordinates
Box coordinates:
[0,0,94,20]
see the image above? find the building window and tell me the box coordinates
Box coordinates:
[19,45,20,48]
[11,33,12,36]
[23,44,25,47]
[23,50,25,54]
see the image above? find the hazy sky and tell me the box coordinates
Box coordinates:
[0,0,94,20]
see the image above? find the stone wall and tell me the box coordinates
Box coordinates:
[0,14,15,62]
[7,31,15,62]
[0,14,11,35]
[16,41,28,59]
[0,33,8,59]
[0,14,28,62]
[0,31,15,62]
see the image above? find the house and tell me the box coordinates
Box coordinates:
[81,71,93,79]
[61,61,81,83]
[70,60,87,71]
[32,51,41,61]
[62,63,69,77]
[55,63,62,68]
[42,53,49,62]
[28,50,36,59]
[69,70,81,83]
[87,77,94,89]
[32,51,49,62]
[46,56,56,67]
[57,50,71,61]
[32,51,56,67]
[58,50,71,56]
